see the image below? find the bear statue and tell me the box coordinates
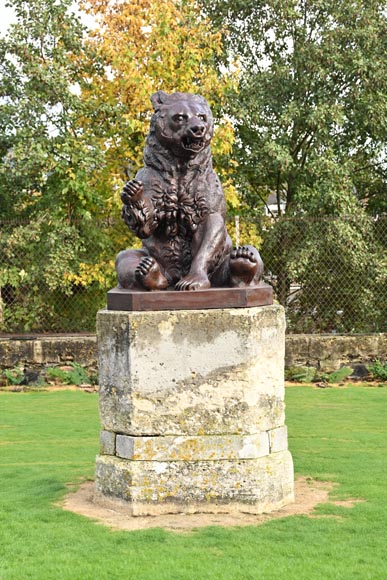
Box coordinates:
[116,90,264,291]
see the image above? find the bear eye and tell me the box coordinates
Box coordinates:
[173,114,187,123]
[198,114,207,122]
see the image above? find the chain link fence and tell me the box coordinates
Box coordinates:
[1,215,386,335]
[254,215,387,334]
[0,218,116,336]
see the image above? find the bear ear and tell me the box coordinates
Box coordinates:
[150,90,169,111]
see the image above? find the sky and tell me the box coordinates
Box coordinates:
[0,2,15,35]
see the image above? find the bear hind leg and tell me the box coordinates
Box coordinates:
[229,245,264,288]
[115,249,168,290]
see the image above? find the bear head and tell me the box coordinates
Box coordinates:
[149,91,214,159]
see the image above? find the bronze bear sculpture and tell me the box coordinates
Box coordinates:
[116,91,264,291]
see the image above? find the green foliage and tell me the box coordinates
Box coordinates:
[203,0,387,331]
[0,0,235,333]
[0,0,103,222]
[44,367,68,382]
[327,366,353,384]
[62,363,90,386]
[258,214,387,332]
[45,363,93,386]
[1,388,387,579]
[285,365,353,384]
[0,0,122,332]
[204,0,387,217]
[0,217,116,332]
[3,366,24,385]
[285,366,317,383]
[368,360,387,381]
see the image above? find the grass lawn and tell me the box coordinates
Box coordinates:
[1,386,386,580]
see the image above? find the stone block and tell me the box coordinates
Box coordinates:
[97,305,286,436]
[268,426,288,453]
[95,304,294,516]
[285,335,311,368]
[95,450,294,516]
[0,336,96,368]
[100,430,116,455]
[307,334,385,372]
[115,433,270,461]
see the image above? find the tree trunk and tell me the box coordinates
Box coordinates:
[276,256,290,307]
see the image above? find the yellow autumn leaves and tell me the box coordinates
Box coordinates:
[80,0,236,204]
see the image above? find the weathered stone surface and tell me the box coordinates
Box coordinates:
[284,335,311,369]
[95,305,294,516]
[285,333,387,372]
[268,426,288,453]
[97,305,285,436]
[0,335,96,368]
[94,451,294,516]
[309,335,383,373]
[100,430,116,455]
[115,433,270,461]
[0,335,97,386]
[1,331,385,379]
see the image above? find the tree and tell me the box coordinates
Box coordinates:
[0,0,236,331]
[203,0,387,214]
[0,0,116,331]
[80,0,236,213]
[0,0,103,221]
[202,0,387,330]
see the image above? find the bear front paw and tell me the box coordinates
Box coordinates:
[121,179,144,204]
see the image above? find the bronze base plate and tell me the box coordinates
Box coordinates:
[107,283,273,312]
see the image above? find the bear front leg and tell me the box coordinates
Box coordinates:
[121,179,157,239]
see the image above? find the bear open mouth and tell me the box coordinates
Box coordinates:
[182,136,205,152]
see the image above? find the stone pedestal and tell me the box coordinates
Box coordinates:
[95,305,294,516]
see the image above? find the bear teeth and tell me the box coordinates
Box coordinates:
[182,137,204,151]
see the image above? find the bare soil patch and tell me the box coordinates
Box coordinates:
[60,477,351,533]
[0,385,97,393]
[285,381,384,388]
[331,498,365,508]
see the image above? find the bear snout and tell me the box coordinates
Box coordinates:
[188,123,206,137]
